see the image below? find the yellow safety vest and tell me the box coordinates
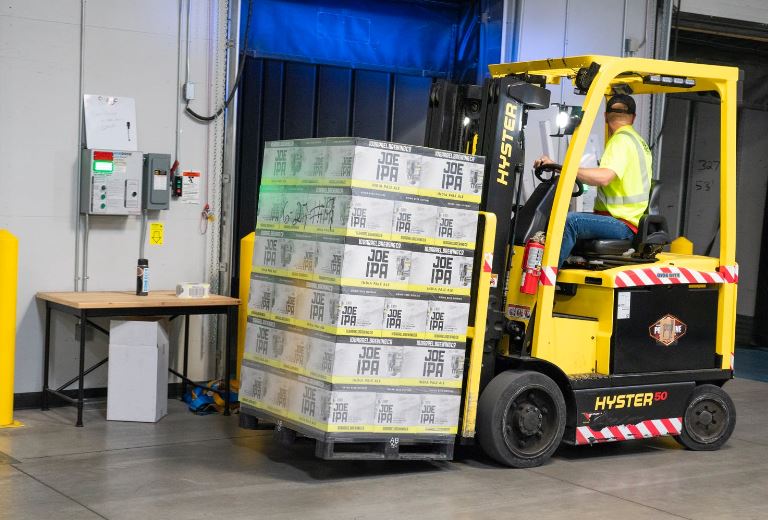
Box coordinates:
[594,125,652,228]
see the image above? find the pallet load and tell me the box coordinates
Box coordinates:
[240,137,485,459]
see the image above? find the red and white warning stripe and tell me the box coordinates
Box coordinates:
[575,417,683,445]
[720,264,739,283]
[614,265,739,288]
[540,266,558,286]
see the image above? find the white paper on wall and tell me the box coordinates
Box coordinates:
[83,94,138,151]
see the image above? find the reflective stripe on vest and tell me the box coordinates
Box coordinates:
[596,130,651,206]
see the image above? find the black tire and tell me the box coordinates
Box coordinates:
[674,384,736,451]
[477,370,566,468]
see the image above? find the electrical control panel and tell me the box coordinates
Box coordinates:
[80,149,143,215]
[142,153,171,210]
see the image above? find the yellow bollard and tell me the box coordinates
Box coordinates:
[236,232,255,383]
[670,236,694,255]
[0,230,22,428]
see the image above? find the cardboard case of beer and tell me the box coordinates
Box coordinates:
[419,148,485,205]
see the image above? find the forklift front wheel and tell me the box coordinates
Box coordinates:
[477,370,566,468]
[674,384,736,451]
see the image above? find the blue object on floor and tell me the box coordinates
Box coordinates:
[735,346,768,383]
[183,380,239,415]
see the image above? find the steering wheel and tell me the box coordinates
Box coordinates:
[534,163,585,197]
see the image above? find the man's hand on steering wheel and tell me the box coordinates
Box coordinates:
[532,156,585,197]
[533,155,556,169]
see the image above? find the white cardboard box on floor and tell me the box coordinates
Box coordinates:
[107,319,169,422]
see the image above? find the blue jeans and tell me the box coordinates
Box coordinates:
[559,212,635,267]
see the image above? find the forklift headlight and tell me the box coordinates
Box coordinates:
[551,104,583,137]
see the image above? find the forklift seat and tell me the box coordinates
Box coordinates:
[573,180,670,258]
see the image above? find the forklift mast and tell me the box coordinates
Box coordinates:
[425,75,550,384]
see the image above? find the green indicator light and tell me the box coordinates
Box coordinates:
[93,160,113,173]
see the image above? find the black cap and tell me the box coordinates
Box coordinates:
[606,94,636,115]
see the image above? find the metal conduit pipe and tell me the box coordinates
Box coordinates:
[74,0,86,291]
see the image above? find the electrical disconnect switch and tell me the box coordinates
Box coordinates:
[142,153,171,210]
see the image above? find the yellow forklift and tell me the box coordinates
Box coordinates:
[424,55,740,467]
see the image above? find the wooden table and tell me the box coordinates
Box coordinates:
[36,291,240,426]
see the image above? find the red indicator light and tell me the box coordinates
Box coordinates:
[93,151,114,161]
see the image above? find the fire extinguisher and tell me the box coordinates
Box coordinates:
[520,232,546,294]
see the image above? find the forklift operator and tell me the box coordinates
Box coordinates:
[533,94,652,267]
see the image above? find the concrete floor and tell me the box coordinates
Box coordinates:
[1,378,766,520]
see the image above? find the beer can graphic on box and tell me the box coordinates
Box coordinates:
[278,238,318,275]
[262,139,327,181]
[267,372,295,415]
[271,281,303,321]
[426,299,470,337]
[382,296,429,335]
[417,391,462,431]
[324,137,358,180]
[420,148,485,203]
[294,282,338,327]
[435,207,479,247]
[401,344,465,385]
[316,239,346,280]
[334,292,385,331]
[281,330,311,371]
[248,276,276,313]
[305,334,337,380]
[410,246,474,291]
[344,195,395,237]
[373,392,420,429]
[240,363,271,405]
[295,378,332,425]
[328,389,376,429]
[391,201,438,242]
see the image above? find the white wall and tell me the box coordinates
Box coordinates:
[509,0,656,201]
[681,0,768,24]
[0,0,225,393]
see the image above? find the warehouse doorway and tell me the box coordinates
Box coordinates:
[657,11,768,348]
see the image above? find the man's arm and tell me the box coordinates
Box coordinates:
[576,167,616,187]
[533,155,616,187]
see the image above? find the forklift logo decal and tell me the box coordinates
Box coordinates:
[496,102,519,186]
[649,314,687,346]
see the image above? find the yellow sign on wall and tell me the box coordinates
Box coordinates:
[150,222,164,246]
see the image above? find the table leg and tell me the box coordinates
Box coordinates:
[76,310,87,427]
[224,306,236,416]
[41,303,51,411]
[181,314,190,400]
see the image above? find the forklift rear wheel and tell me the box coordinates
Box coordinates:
[477,370,566,468]
[674,384,736,451]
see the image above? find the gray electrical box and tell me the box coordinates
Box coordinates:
[80,149,143,215]
[142,153,171,210]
